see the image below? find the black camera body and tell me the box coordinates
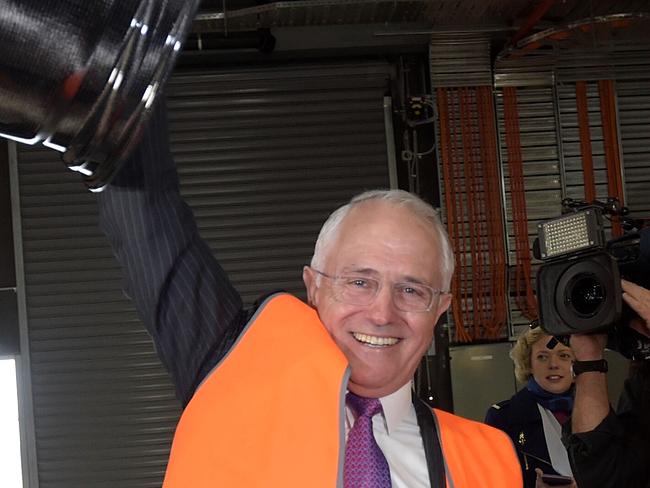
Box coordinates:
[537,248,621,335]
[534,199,650,359]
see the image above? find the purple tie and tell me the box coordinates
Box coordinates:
[344,392,392,488]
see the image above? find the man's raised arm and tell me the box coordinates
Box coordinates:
[98,100,246,406]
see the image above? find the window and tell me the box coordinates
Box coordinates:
[0,358,23,488]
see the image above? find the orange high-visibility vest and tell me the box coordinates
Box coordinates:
[163,294,522,487]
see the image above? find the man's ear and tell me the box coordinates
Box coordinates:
[302,266,319,306]
[432,293,452,325]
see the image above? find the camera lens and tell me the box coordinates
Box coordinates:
[565,274,605,317]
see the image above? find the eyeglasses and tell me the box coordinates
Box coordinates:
[311,268,449,313]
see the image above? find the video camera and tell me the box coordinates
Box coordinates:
[534,198,650,359]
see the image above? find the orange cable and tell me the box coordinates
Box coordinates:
[576,81,596,202]
[459,88,483,339]
[436,88,470,342]
[478,86,508,338]
[598,80,625,236]
[503,87,538,321]
[470,88,490,339]
[450,88,472,341]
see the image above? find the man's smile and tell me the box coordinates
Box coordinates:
[351,332,401,347]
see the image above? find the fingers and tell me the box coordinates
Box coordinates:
[569,333,607,360]
[621,280,650,328]
[534,469,547,488]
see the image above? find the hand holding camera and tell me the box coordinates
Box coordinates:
[622,279,650,338]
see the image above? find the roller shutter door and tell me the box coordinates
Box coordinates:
[12,59,393,488]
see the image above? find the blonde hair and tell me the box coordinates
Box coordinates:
[510,327,548,383]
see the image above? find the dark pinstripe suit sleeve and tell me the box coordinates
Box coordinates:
[97,101,246,406]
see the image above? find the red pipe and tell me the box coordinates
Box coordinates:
[576,81,596,202]
[509,0,558,47]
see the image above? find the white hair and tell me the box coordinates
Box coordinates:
[310,189,455,290]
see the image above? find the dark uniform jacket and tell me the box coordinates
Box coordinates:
[485,387,566,488]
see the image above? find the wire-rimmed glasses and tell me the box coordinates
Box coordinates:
[310,268,448,313]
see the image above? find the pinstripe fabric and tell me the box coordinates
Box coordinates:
[98,101,248,406]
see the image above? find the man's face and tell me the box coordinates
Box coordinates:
[303,201,451,398]
[530,334,574,394]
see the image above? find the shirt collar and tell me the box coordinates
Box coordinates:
[378,381,413,435]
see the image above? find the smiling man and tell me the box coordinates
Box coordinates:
[99,102,521,487]
[303,195,454,400]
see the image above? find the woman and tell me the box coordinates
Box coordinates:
[485,327,577,488]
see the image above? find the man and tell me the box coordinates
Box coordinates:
[99,101,521,487]
[567,279,650,488]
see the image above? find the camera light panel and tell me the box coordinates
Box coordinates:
[538,210,603,259]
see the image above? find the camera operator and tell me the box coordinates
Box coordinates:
[566,279,650,488]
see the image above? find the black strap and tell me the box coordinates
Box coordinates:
[413,393,447,488]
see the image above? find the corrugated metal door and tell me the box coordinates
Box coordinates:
[495,84,563,337]
[166,62,393,304]
[431,34,512,342]
[13,60,393,488]
[556,45,650,219]
[497,42,650,338]
[556,81,608,201]
[616,78,650,218]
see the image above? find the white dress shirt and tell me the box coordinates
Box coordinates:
[345,382,431,487]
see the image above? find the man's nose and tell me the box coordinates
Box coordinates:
[367,285,397,324]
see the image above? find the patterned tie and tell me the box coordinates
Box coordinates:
[344,392,392,488]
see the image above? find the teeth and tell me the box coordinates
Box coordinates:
[352,332,399,346]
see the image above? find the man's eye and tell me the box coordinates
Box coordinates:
[347,278,368,288]
[398,284,425,297]
[402,286,419,296]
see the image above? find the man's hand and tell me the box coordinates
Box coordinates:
[622,279,650,338]
[570,279,650,437]
[569,332,607,361]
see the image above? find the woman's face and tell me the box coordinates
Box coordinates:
[530,335,574,394]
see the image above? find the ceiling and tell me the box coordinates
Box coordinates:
[185,0,650,62]
[195,0,650,33]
